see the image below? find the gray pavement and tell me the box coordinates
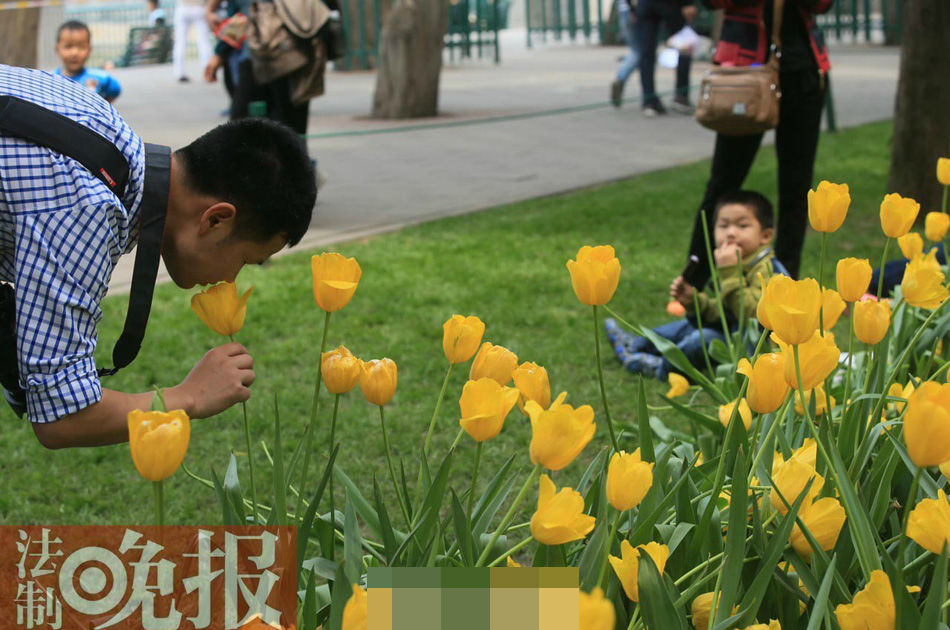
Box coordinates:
[106,33,900,292]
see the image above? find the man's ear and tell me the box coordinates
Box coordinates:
[198,202,237,236]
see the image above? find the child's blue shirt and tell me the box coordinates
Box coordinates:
[54,67,121,102]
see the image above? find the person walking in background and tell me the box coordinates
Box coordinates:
[610,0,639,108]
[173,0,213,82]
[636,0,695,115]
[146,0,167,26]
[675,0,833,292]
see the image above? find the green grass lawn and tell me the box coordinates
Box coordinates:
[0,120,896,525]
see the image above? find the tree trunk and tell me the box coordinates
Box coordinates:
[0,8,40,67]
[887,0,950,213]
[371,0,449,119]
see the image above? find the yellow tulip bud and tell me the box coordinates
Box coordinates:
[790,497,846,559]
[606,449,654,511]
[887,380,915,414]
[736,354,789,414]
[807,181,850,233]
[903,381,950,467]
[512,361,551,415]
[341,584,367,630]
[358,358,397,406]
[834,570,895,630]
[691,593,714,630]
[774,330,840,390]
[190,281,254,336]
[665,372,690,398]
[926,212,950,242]
[718,397,753,430]
[791,439,817,470]
[442,314,486,364]
[127,409,190,482]
[608,541,669,602]
[898,232,924,260]
[579,587,615,630]
[770,458,823,515]
[853,299,891,345]
[794,386,835,416]
[836,258,873,302]
[757,276,822,345]
[938,157,950,186]
[821,288,846,330]
[566,245,621,306]
[741,622,781,630]
[458,378,519,442]
[310,252,361,312]
[469,342,519,385]
[506,556,522,567]
[527,392,595,471]
[901,249,949,309]
[322,346,361,394]
[530,473,596,545]
[880,193,920,238]
[906,489,950,555]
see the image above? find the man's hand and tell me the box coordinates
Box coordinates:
[681,5,697,22]
[174,342,255,419]
[205,9,223,29]
[670,275,695,306]
[204,54,223,83]
[714,243,742,268]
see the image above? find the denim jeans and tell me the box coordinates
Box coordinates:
[616,2,640,84]
[636,318,727,374]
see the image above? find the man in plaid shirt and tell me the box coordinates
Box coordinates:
[0,64,316,449]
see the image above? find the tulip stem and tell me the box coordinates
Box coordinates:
[818,232,827,334]
[942,186,947,214]
[153,480,164,527]
[423,363,454,458]
[379,405,410,526]
[596,510,624,588]
[747,395,792,485]
[295,311,332,523]
[450,427,465,452]
[898,466,922,576]
[229,334,259,525]
[843,315,855,417]
[877,238,891,299]
[488,535,533,567]
[592,306,620,453]
[468,442,483,521]
[476,463,542,566]
[328,394,341,540]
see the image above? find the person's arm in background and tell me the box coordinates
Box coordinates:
[796,0,833,14]
[99,72,121,102]
[204,0,228,82]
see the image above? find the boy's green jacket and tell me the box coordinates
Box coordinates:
[695,245,778,326]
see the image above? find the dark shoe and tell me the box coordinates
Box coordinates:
[671,96,694,114]
[610,80,624,108]
[625,353,668,380]
[642,99,667,117]
[178,76,190,83]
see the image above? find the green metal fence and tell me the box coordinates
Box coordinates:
[524,0,595,47]
[445,0,506,64]
[816,0,903,44]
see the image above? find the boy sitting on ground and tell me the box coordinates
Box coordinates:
[54,20,122,102]
[605,190,787,380]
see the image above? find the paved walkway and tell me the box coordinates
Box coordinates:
[107,33,900,292]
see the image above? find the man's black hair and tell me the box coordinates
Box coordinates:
[176,119,317,246]
[57,20,90,42]
[713,190,774,230]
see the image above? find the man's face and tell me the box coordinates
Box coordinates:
[56,28,91,76]
[163,229,287,289]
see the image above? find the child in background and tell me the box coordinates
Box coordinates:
[54,21,121,102]
[606,190,787,380]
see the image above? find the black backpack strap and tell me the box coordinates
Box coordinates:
[0,95,129,194]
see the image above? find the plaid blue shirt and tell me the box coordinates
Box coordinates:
[0,65,145,424]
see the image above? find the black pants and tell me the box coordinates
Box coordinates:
[636,0,691,104]
[687,70,826,284]
[231,58,310,135]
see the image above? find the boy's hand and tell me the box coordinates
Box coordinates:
[204,55,222,83]
[670,275,695,306]
[714,243,742,268]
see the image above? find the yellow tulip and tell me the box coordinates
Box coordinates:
[442,315,485,364]
[566,245,621,306]
[901,249,949,309]
[506,556,522,567]
[757,276,822,345]
[926,212,950,242]
[791,439,818,469]
[887,380,915,414]
[341,584,367,630]
[469,342,519,385]
[793,386,835,416]
[790,497,846,559]
[941,459,950,482]
[898,233,924,260]
[608,540,669,602]
[770,458,823,515]
[880,193,920,238]
[836,258,873,302]
[579,587,615,630]
[322,346,361,394]
[774,330,840,390]
[853,299,891,345]
[358,358,397,406]
[736,353,789,414]
[938,157,950,186]
[190,281,254,336]
[128,409,190,482]
[834,570,895,630]
[530,473,596,545]
[903,381,950,467]
[742,622,781,630]
[808,181,850,233]
[906,489,950,554]
[691,593,714,630]
[821,288,846,330]
[527,392,596,471]
[311,252,361,312]
[606,449,654,511]
[512,361,551,414]
[458,378,519,442]
[718,397,753,430]
[666,372,690,398]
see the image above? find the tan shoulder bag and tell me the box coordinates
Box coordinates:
[695,0,783,136]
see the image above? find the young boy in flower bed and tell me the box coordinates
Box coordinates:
[606,190,788,380]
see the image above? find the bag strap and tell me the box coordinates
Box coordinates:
[770,0,785,65]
